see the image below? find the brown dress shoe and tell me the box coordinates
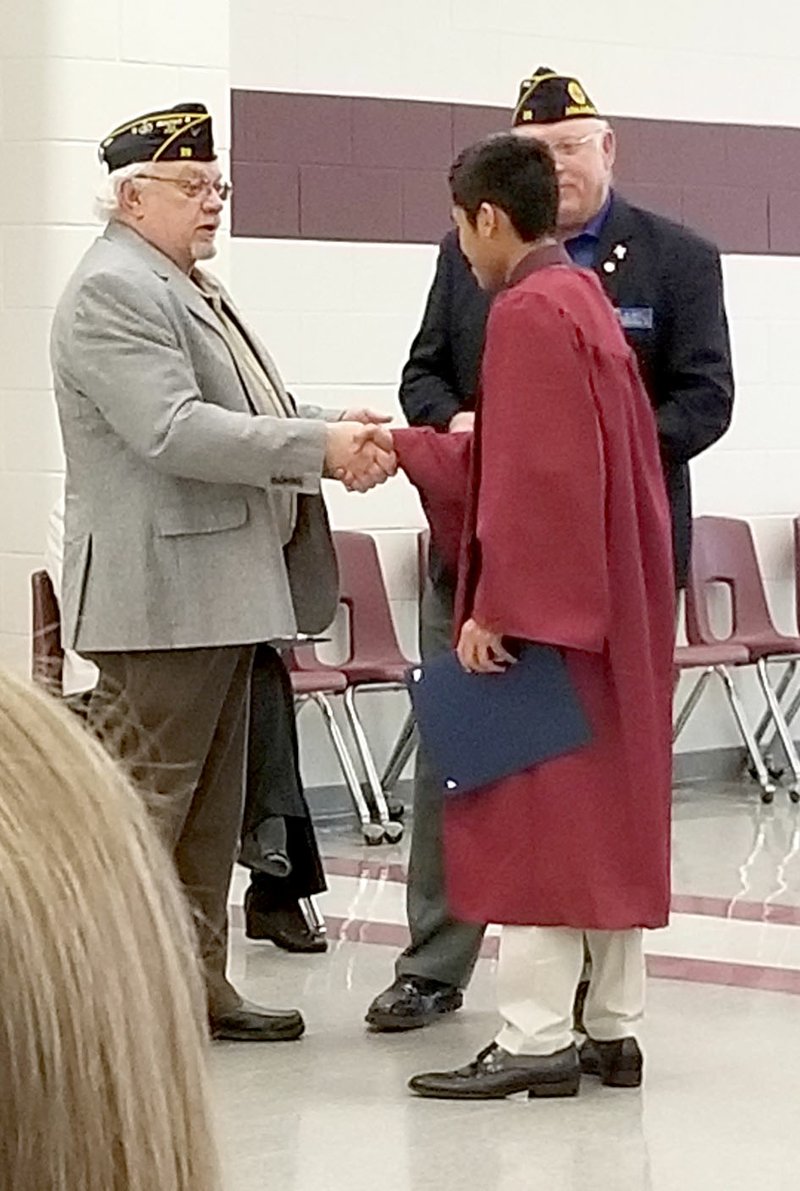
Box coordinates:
[210,999,305,1042]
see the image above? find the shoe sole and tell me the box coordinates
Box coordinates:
[211,1021,305,1043]
[244,932,328,954]
[410,1077,580,1101]
[602,1071,642,1088]
[580,1059,642,1088]
[365,1001,462,1033]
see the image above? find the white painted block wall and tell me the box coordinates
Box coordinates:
[2,0,800,790]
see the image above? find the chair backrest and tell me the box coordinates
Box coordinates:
[30,570,64,688]
[685,516,778,645]
[333,531,409,666]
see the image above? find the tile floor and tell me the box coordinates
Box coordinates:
[213,779,800,1191]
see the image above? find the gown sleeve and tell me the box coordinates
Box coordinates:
[392,427,472,575]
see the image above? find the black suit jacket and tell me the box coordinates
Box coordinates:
[399,194,735,587]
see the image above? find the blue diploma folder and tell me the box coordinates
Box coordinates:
[406,644,591,796]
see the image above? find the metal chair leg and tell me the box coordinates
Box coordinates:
[716,665,777,803]
[673,668,713,742]
[300,896,327,935]
[760,662,800,769]
[342,686,403,843]
[381,708,418,792]
[295,694,384,845]
[754,659,797,746]
[780,685,800,736]
[755,658,800,803]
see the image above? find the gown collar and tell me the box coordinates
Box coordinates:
[506,240,572,287]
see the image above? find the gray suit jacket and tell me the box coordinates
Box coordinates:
[50,222,339,652]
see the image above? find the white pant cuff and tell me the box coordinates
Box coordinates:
[495,1025,575,1058]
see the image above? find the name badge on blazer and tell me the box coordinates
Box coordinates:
[618,306,654,331]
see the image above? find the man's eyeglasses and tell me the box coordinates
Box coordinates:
[138,174,233,202]
[543,131,605,159]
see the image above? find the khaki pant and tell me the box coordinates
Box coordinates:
[496,926,645,1056]
[86,645,255,1018]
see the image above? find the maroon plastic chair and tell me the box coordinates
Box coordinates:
[30,570,64,691]
[286,646,387,845]
[290,530,415,843]
[671,641,776,796]
[752,516,800,772]
[684,516,800,802]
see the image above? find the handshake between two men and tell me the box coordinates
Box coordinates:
[322,406,477,495]
[323,408,397,494]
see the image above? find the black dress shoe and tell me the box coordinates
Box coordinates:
[409,1042,580,1101]
[580,1036,643,1087]
[365,976,463,1032]
[244,891,328,954]
[210,999,305,1042]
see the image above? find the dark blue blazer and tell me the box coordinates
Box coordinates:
[399,195,734,588]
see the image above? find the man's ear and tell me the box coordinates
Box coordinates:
[476,202,498,238]
[603,126,616,171]
[118,177,144,218]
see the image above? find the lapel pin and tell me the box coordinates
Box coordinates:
[603,260,616,274]
[613,243,628,260]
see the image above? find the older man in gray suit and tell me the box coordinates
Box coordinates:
[50,103,395,1041]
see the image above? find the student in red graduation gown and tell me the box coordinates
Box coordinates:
[395,134,675,1101]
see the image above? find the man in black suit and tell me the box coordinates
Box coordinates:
[366,67,733,1032]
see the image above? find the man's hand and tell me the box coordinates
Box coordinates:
[448,411,475,434]
[457,618,516,674]
[324,422,397,493]
[341,408,393,426]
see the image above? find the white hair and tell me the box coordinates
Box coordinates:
[94,162,151,222]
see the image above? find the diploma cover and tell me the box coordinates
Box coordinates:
[406,644,591,796]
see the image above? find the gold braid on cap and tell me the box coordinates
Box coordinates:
[152,111,212,161]
[512,71,560,125]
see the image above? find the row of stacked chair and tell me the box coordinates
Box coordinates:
[30,517,800,845]
[675,516,800,804]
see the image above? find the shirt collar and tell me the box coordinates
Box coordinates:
[572,190,614,242]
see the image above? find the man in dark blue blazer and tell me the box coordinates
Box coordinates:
[366,67,733,1033]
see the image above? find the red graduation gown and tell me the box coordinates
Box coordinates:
[394,245,675,931]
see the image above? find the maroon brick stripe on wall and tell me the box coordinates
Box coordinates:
[231,90,800,254]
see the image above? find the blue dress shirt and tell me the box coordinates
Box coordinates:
[564,192,613,268]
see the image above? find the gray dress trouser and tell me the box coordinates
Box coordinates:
[395,577,486,988]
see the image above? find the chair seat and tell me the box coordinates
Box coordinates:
[741,634,800,662]
[674,643,750,668]
[291,669,348,696]
[339,662,411,686]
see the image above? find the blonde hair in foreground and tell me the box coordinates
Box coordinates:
[0,668,221,1191]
